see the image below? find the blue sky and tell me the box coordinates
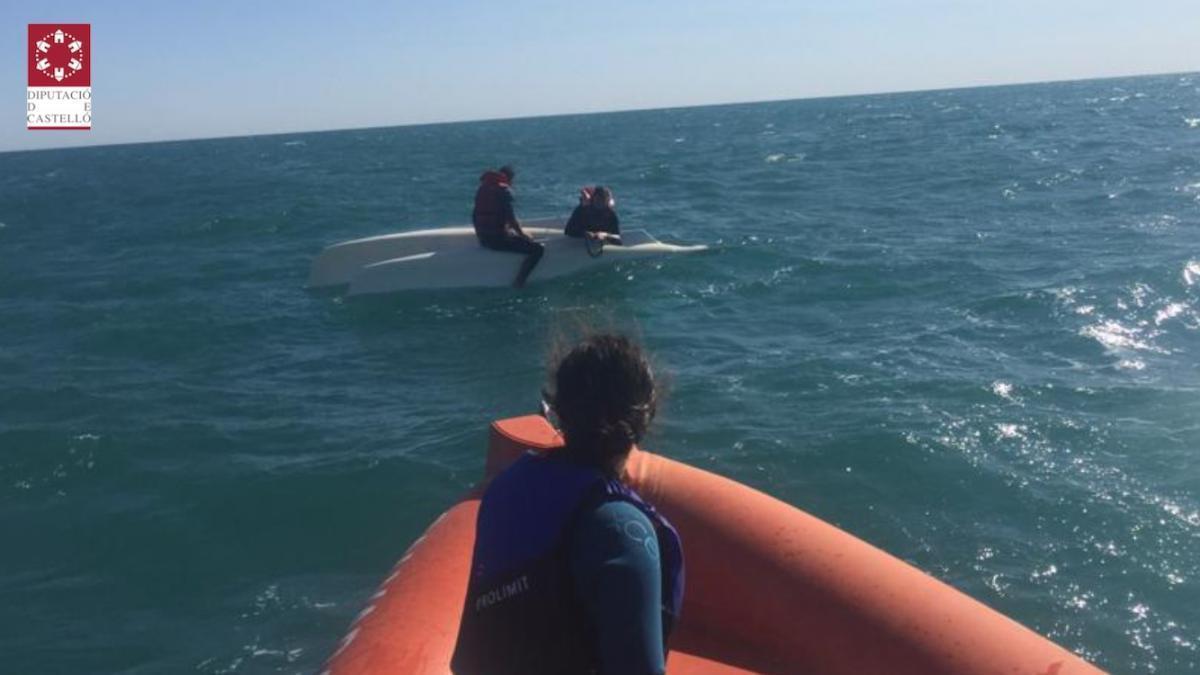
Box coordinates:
[3,0,1197,152]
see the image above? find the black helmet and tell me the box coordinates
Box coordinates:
[592,185,615,209]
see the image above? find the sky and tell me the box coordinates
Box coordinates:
[2,0,1198,152]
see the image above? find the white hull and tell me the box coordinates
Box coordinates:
[307,217,564,288]
[308,219,707,295]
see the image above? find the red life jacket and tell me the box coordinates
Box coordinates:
[473,170,512,238]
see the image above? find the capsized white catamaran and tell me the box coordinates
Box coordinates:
[307,217,708,295]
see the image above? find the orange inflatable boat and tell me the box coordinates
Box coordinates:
[325,416,1102,674]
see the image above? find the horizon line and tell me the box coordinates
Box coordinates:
[3,68,1196,156]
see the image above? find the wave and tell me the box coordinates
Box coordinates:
[1079,319,1164,354]
[1184,260,1200,286]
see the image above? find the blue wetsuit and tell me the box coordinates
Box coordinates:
[570,500,666,675]
[450,453,682,675]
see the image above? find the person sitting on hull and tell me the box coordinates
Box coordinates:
[473,165,544,287]
[451,333,684,675]
[565,185,622,245]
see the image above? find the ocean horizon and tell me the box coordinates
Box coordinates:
[4,69,1195,155]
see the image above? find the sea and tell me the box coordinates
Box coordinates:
[2,72,1198,674]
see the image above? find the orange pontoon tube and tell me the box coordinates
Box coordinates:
[325,416,1102,674]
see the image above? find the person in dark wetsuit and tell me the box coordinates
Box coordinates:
[473,165,544,287]
[565,185,621,244]
[451,334,683,675]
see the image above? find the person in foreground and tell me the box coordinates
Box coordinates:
[565,185,622,244]
[473,165,544,287]
[451,334,684,675]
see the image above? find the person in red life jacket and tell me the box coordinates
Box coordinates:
[472,165,544,287]
[451,333,684,675]
[565,185,622,244]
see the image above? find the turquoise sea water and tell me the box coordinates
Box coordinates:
[2,73,1199,673]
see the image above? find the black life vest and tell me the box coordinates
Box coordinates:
[472,170,512,238]
[565,185,619,238]
[451,452,685,675]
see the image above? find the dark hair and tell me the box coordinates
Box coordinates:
[498,165,515,179]
[592,185,611,206]
[546,333,657,465]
